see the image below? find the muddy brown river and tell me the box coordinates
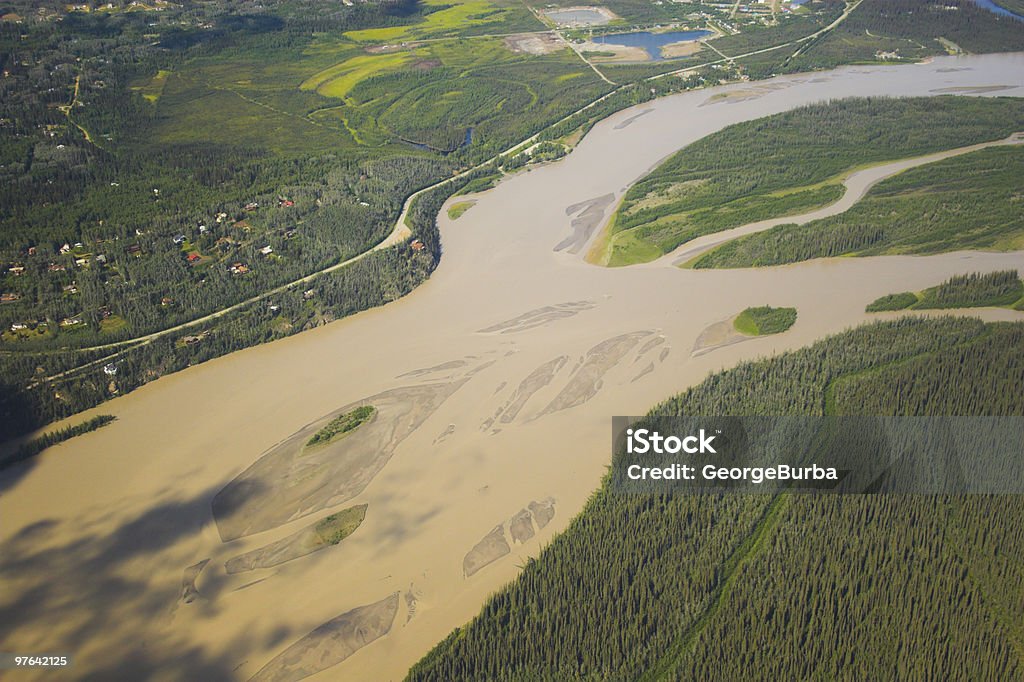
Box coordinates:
[2,53,1024,682]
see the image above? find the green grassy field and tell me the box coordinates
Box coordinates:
[447,201,474,220]
[302,52,413,99]
[345,0,540,42]
[132,69,171,103]
[151,29,606,157]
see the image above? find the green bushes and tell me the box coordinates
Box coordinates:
[865,292,918,312]
[313,504,367,546]
[305,405,375,447]
[733,306,797,335]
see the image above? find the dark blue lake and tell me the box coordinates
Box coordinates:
[594,30,712,61]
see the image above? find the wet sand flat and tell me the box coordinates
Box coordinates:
[2,53,1024,682]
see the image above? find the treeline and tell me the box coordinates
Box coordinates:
[408,318,1024,681]
[918,270,1023,309]
[693,146,1024,268]
[610,97,1024,261]
[0,414,115,470]
[866,270,1024,312]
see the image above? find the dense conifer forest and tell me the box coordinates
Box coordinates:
[601,97,1024,265]
[408,318,1024,681]
[866,270,1024,312]
[694,146,1024,268]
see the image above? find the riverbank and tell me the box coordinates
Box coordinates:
[2,54,1024,682]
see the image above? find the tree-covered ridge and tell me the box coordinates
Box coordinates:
[597,97,1024,265]
[865,270,1024,312]
[408,318,1024,681]
[693,144,1024,268]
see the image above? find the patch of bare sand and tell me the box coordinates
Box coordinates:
[579,40,649,63]
[509,509,536,544]
[660,40,702,58]
[691,315,751,357]
[463,525,510,577]
[212,381,467,541]
[250,592,399,682]
[478,301,594,334]
[539,331,654,415]
[614,109,653,130]
[700,81,796,105]
[556,194,617,253]
[529,498,556,529]
[495,355,568,425]
[505,32,564,56]
[464,500,557,576]
[179,559,209,605]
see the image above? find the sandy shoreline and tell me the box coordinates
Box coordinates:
[2,53,1024,682]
